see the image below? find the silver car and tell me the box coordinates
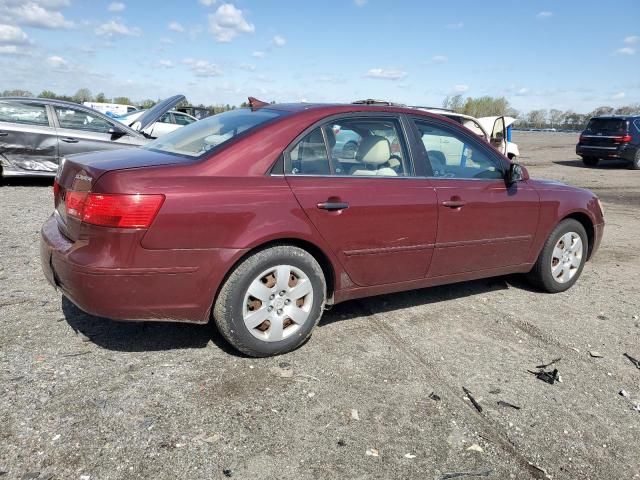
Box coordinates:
[0,95,184,178]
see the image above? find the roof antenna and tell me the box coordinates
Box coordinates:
[248,96,269,109]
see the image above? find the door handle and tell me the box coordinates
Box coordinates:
[442,200,466,208]
[0,132,8,137]
[317,201,349,211]
[61,137,78,143]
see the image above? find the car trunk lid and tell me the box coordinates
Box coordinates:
[581,118,630,147]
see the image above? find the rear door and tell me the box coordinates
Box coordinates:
[52,104,139,158]
[410,117,539,277]
[285,114,438,287]
[0,100,59,173]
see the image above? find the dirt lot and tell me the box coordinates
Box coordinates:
[1,132,639,480]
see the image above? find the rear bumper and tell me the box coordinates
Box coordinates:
[576,144,637,161]
[40,214,246,323]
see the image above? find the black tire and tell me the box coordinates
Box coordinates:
[582,156,599,167]
[527,219,588,293]
[213,245,326,357]
[629,150,640,170]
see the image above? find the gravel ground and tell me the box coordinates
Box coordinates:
[1,131,639,480]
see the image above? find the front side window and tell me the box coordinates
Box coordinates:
[55,106,114,133]
[143,108,285,158]
[287,117,412,177]
[414,120,504,180]
[0,101,49,126]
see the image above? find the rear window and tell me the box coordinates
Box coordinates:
[585,118,628,134]
[143,108,285,158]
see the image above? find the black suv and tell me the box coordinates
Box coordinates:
[576,115,640,169]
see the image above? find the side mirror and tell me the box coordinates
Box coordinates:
[108,126,126,137]
[506,163,529,185]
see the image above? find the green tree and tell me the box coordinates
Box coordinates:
[73,88,93,103]
[39,90,58,99]
[95,92,108,103]
[113,96,132,105]
[2,89,33,97]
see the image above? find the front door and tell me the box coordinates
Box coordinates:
[285,115,438,287]
[411,117,539,277]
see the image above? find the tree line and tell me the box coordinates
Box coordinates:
[1,88,238,114]
[442,94,639,130]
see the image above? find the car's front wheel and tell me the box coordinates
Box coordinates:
[213,245,326,357]
[527,219,588,293]
[582,156,599,167]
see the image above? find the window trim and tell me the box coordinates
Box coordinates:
[407,115,511,181]
[281,112,417,179]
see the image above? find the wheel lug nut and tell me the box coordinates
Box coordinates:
[279,290,285,296]
[267,306,273,312]
[277,309,283,315]
[285,299,291,305]
[269,294,275,300]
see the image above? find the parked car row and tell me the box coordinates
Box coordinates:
[40,98,605,357]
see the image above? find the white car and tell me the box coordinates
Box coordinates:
[418,109,520,160]
[116,109,198,138]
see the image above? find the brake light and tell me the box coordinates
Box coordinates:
[65,192,165,228]
[614,134,632,143]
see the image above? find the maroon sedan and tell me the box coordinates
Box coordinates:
[41,100,605,357]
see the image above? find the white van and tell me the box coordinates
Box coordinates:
[83,102,137,117]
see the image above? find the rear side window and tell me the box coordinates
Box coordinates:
[289,128,331,175]
[585,118,628,134]
[144,108,284,158]
[0,101,49,126]
[174,113,196,126]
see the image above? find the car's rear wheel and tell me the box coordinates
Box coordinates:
[582,156,599,167]
[527,219,588,293]
[213,245,326,357]
[629,150,640,170]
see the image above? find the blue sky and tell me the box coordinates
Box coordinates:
[0,0,638,113]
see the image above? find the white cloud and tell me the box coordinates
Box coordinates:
[208,3,255,43]
[0,24,31,45]
[108,2,125,12]
[183,58,223,77]
[615,47,635,55]
[516,87,530,96]
[158,59,174,68]
[446,21,463,29]
[252,50,265,58]
[238,63,255,71]
[354,0,367,6]
[611,92,626,100]
[168,21,184,32]
[0,45,19,54]
[365,68,407,80]
[537,11,553,19]
[47,55,68,68]
[199,0,217,5]
[272,35,286,47]
[95,20,142,37]
[453,84,469,93]
[624,35,639,45]
[431,55,448,64]
[1,1,74,29]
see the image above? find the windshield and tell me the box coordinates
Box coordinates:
[143,108,285,158]
[585,118,628,134]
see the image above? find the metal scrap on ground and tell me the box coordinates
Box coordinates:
[462,387,483,413]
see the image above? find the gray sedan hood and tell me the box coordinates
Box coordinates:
[130,95,185,133]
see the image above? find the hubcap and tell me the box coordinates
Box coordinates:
[550,232,583,284]
[242,265,314,342]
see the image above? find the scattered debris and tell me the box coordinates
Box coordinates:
[270,366,293,378]
[466,444,484,453]
[619,389,630,398]
[365,448,379,457]
[429,392,441,401]
[80,476,91,480]
[462,387,483,413]
[570,347,580,353]
[623,353,640,369]
[61,351,92,358]
[21,473,40,480]
[536,357,561,369]
[350,409,360,420]
[527,461,553,479]
[488,388,501,395]
[633,403,640,413]
[529,368,559,385]
[223,468,233,477]
[440,468,493,479]
[307,391,315,398]
[337,439,346,447]
[597,314,608,321]
[404,453,416,459]
[588,351,603,358]
[278,361,291,368]
[497,400,521,410]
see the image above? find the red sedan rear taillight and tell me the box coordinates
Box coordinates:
[65,192,165,228]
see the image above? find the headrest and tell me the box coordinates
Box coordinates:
[356,135,390,165]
